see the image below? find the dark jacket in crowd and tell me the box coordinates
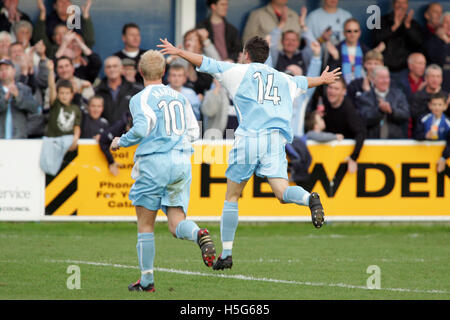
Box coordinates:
[414,113,450,141]
[424,34,450,93]
[113,49,147,84]
[275,48,308,75]
[33,17,95,59]
[74,53,102,84]
[286,136,312,184]
[95,77,141,124]
[409,88,450,129]
[346,77,366,104]
[0,6,31,33]
[322,96,366,161]
[45,11,95,48]
[186,70,213,96]
[99,112,132,165]
[80,111,109,139]
[444,131,450,160]
[373,13,423,72]
[0,82,39,139]
[196,16,242,62]
[356,87,410,139]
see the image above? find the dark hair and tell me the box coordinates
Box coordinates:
[243,36,269,63]
[56,56,73,67]
[56,79,74,93]
[8,41,23,55]
[88,95,104,106]
[10,41,23,48]
[122,23,140,36]
[331,76,347,89]
[206,0,218,7]
[429,92,448,104]
[304,111,319,132]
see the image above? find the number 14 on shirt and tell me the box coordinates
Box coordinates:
[253,72,281,106]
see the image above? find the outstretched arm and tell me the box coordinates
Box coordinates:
[157,38,203,67]
[307,66,342,88]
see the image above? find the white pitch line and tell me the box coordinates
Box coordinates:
[47,259,449,295]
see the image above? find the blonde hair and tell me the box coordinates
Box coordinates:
[138,50,166,81]
[364,50,384,63]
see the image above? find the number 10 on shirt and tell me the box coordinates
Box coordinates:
[158,100,185,136]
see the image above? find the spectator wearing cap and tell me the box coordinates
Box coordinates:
[94,56,141,124]
[196,0,242,62]
[0,0,32,36]
[121,58,143,89]
[113,23,147,84]
[0,58,39,139]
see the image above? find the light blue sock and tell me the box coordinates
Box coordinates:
[175,220,200,242]
[221,201,239,258]
[137,232,155,287]
[283,186,310,206]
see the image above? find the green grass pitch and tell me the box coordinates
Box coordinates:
[0,221,449,300]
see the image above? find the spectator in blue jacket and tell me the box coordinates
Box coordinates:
[414,92,450,173]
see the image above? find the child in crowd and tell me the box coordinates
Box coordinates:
[80,95,109,139]
[40,60,81,175]
[167,64,202,120]
[304,110,344,142]
[414,92,450,173]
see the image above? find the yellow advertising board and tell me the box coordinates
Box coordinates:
[44,140,450,218]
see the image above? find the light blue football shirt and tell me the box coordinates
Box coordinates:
[197,56,309,143]
[118,84,199,156]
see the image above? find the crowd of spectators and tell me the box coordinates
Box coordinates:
[0,0,449,177]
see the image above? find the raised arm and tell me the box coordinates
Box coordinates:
[157,38,203,67]
[306,66,342,88]
[47,60,57,106]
